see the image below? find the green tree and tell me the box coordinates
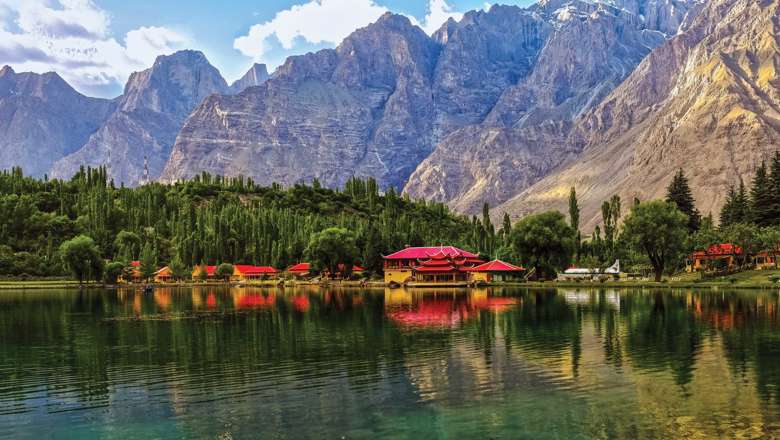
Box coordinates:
[621,200,688,282]
[601,195,621,263]
[752,161,775,227]
[305,227,359,278]
[722,223,760,267]
[721,179,751,227]
[690,214,721,251]
[216,263,234,281]
[169,253,188,281]
[59,235,102,284]
[104,261,125,284]
[769,151,780,225]
[666,168,701,232]
[509,211,575,279]
[139,242,157,281]
[569,187,581,261]
[113,230,141,261]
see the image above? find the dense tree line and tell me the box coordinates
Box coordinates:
[0,167,504,278]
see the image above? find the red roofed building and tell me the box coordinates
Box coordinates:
[383,246,483,285]
[688,243,744,272]
[232,265,279,281]
[467,259,526,283]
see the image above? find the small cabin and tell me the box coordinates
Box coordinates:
[754,251,779,270]
[192,265,217,280]
[467,259,526,283]
[154,266,173,283]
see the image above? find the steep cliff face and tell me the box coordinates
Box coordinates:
[403,0,699,213]
[228,63,269,93]
[161,13,441,189]
[50,50,228,185]
[498,0,780,230]
[0,66,115,177]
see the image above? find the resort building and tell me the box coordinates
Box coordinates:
[232,265,279,281]
[383,246,484,285]
[154,266,173,283]
[118,261,142,283]
[688,244,743,272]
[754,251,779,270]
[467,259,526,283]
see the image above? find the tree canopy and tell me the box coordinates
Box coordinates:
[59,235,103,284]
[621,201,688,281]
[305,227,359,278]
[509,211,575,279]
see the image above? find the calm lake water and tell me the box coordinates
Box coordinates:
[1,287,780,439]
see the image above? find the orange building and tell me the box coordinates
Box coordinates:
[192,265,217,280]
[154,266,173,283]
[232,265,279,281]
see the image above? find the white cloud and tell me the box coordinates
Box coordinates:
[414,0,464,35]
[0,0,189,97]
[234,0,388,60]
[234,0,464,64]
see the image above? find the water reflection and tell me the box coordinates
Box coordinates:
[0,287,779,438]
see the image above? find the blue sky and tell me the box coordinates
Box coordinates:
[0,0,535,97]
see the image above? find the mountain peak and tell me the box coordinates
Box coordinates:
[0,65,14,77]
[229,63,269,93]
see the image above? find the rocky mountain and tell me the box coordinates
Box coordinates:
[228,63,269,94]
[403,0,703,213]
[161,13,441,189]
[50,50,229,185]
[498,0,780,230]
[0,66,115,177]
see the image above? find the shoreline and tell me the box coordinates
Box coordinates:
[2,279,779,291]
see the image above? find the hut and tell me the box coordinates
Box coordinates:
[153,266,173,283]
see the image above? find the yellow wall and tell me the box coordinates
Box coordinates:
[470,272,490,283]
[384,269,412,284]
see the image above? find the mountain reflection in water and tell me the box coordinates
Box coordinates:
[0,287,779,439]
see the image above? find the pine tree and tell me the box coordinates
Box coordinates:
[139,242,157,281]
[665,168,701,232]
[768,151,780,226]
[720,185,737,227]
[750,161,773,227]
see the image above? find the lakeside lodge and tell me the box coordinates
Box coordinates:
[383,246,525,287]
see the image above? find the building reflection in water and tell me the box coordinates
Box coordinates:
[384,288,519,329]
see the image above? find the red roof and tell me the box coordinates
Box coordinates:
[383,246,478,260]
[287,262,310,272]
[467,259,525,272]
[234,264,278,274]
[198,265,216,276]
[130,261,140,267]
[698,243,743,256]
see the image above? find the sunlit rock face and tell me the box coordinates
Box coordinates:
[161,13,442,190]
[0,66,115,178]
[499,0,780,231]
[403,0,703,214]
[50,50,229,186]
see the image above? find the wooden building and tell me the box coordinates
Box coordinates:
[754,251,779,270]
[154,266,173,283]
[232,265,278,281]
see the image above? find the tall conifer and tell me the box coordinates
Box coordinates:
[665,169,701,232]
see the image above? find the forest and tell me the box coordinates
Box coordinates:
[0,166,507,279]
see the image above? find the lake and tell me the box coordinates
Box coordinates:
[1,286,779,439]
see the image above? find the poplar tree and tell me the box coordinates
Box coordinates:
[665,169,700,232]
